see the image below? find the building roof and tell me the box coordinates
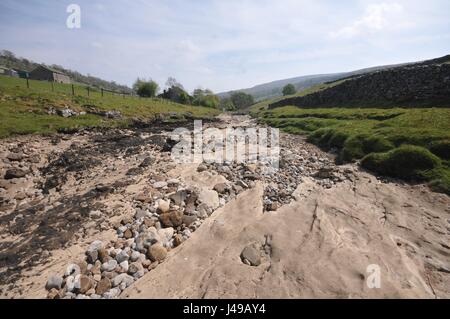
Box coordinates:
[34,65,68,75]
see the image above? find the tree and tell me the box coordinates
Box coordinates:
[192,88,220,108]
[166,77,184,90]
[230,92,254,109]
[1,50,15,59]
[134,79,159,97]
[219,97,236,111]
[282,84,296,96]
[159,86,191,104]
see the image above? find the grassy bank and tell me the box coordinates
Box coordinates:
[0,75,220,138]
[254,105,450,194]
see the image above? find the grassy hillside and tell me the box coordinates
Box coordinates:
[0,50,132,93]
[219,60,412,101]
[0,75,220,138]
[254,105,450,195]
[249,81,339,114]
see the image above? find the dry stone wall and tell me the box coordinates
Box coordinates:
[269,63,450,109]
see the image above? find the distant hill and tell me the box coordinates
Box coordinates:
[219,62,413,101]
[0,50,132,93]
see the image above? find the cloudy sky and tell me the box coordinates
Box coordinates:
[0,0,449,92]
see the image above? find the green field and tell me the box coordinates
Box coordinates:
[0,75,220,138]
[253,104,450,195]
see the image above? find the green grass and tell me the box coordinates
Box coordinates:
[254,104,450,195]
[361,145,441,179]
[0,75,220,138]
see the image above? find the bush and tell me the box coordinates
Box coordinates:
[363,136,394,153]
[136,80,159,98]
[230,92,254,109]
[307,128,331,144]
[361,145,441,180]
[193,89,220,108]
[328,131,349,148]
[429,140,450,160]
[340,135,368,162]
[282,84,296,96]
[425,167,450,195]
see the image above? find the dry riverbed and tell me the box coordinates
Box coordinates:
[0,115,449,299]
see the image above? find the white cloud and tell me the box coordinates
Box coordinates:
[331,2,405,38]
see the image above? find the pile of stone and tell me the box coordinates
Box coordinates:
[45,175,235,299]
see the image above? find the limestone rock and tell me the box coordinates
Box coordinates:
[147,244,167,262]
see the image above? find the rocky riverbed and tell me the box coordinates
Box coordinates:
[0,115,449,299]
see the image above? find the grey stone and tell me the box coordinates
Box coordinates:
[128,262,145,278]
[169,190,187,206]
[119,260,129,272]
[135,227,160,252]
[130,250,141,262]
[58,108,77,118]
[86,250,98,264]
[115,250,129,263]
[182,215,197,227]
[158,227,174,247]
[198,189,219,210]
[153,181,168,189]
[213,183,229,194]
[112,273,134,288]
[45,274,63,291]
[135,209,150,219]
[4,168,27,180]
[7,153,25,162]
[101,259,118,272]
[103,287,121,299]
[241,244,261,267]
[89,210,103,219]
[65,275,76,292]
[65,263,81,277]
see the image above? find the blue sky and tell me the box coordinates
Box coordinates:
[1,0,449,92]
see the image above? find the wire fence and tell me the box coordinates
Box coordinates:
[1,75,178,104]
[21,76,135,99]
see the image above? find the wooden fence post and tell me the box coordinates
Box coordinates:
[26,77,30,89]
[87,86,90,97]
[72,84,75,96]
[101,88,104,97]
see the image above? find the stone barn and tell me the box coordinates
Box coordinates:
[29,65,71,83]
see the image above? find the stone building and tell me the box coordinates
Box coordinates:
[29,65,71,83]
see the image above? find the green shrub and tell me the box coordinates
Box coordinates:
[429,140,450,160]
[361,145,441,180]
[136,81,159,98]
[424,167,450,195]
[340,135,367,162]
[363,136,395,153]
[328,131,349,148]
[282,84,296,96]
[318,130,334,147]
[307,128,331,144]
